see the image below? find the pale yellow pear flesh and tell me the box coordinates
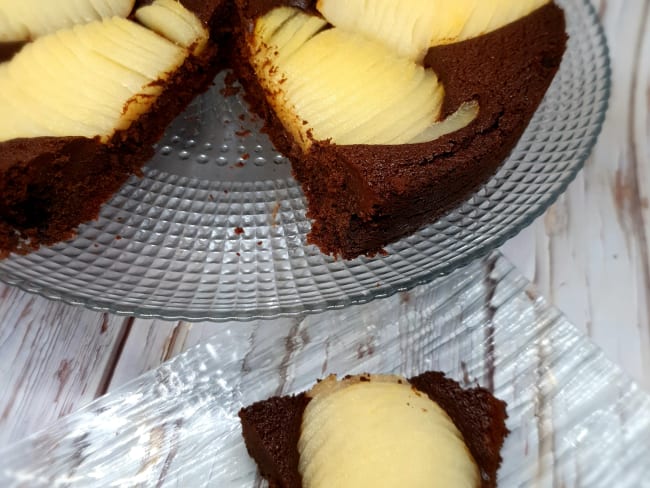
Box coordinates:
[317,0,550,62]
[135,0,209,54]
[410,101,480,144]
[0,0,208,143]
[280,29,444,146]
[298,375,480,488]
[252,7,480,149]
[0,0,135,42]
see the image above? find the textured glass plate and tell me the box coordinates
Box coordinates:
[0,0,610,320]
[0,253,648,487]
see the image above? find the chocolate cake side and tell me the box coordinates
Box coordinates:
[238,372,509,488]
[239,393,310,488]
[233,2,567,259]
[0,0,227,258]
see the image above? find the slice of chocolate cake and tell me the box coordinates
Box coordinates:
[0,0,227,257]
[0,0,135,42]
[239,373,509,488]
[232,0,567,258]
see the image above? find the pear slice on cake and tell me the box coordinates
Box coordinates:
[298,375,480,488]
[251,12,444,149]
[0,0,135,42]
[0,0,209,143]
[135,0,209,54]
[247,1,557,150]
[317,0,550,62]
[250,8,479,150]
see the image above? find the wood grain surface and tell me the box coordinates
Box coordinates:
[0,0,648,448]
[503,0,650,389]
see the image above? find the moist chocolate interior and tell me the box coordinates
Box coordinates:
[0,1,226,258]
[232,1,567,258]
[239,372,509,488]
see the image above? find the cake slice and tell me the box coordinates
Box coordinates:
[239,372,509,488]
[0,0,226,257]
[233,0,567,258]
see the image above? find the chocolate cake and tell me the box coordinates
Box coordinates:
[0,0,227,257]
[232,0,567,258]
[0,0,567,259]
[239,372,509,488]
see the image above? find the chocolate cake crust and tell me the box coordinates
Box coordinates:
[238,372,509,488]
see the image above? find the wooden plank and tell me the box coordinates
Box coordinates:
[502,0,650,390]
[106,319,229,391]
[105,318,302,394]
[0,283,130,446]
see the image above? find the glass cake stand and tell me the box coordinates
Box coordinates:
[0,0,610,321]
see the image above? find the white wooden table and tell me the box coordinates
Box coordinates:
[0,0,648,449]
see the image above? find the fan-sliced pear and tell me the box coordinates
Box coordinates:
[317,0,549,62]
[71,19,186,81]
[298,375,480,488]
[8,42,116,129]
[251,7,478,149]
[135,0,208,54]
[0,0,134,42]
[409,101,479,144]
[0,0,207,143]
[280,29,439,144]
[252,6,298,48]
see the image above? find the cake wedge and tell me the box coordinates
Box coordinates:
[233,0,567,258]
[239,372,509,488]
[0,0,226,257]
